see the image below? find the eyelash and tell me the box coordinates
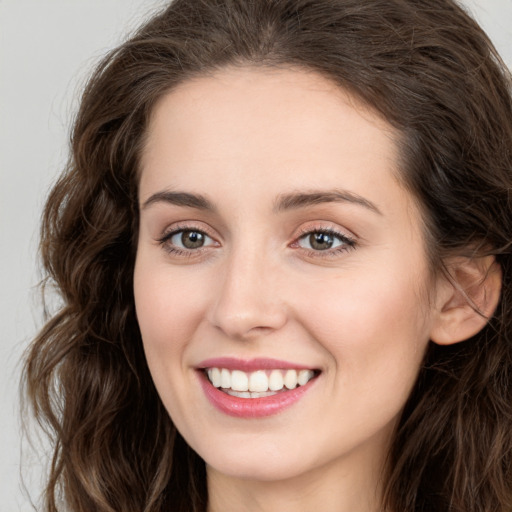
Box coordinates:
[292,227,356,258]
[157,225,357,259]
[157,224,217,258]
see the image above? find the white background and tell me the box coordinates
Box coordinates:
[1,1,511,510]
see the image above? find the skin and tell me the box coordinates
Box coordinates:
[134,67,454,512]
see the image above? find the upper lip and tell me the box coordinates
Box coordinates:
[197,357,318,372]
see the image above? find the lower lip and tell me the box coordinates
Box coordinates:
[198,371,317,418]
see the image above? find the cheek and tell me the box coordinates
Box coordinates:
[299,271,431,444]
[133,256,211,430]
[296,262,431,388]
[133,257,209,363]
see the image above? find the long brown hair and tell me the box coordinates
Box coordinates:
[25,0,512,510]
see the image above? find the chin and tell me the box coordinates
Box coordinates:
[196,435,322,483]
[207,456,310,483]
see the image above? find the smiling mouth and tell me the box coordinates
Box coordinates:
[205,367,319,398]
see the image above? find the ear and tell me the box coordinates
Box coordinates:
[430,255,502,346]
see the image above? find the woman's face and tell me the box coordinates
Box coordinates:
[134,67,442,484]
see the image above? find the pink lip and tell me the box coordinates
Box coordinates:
[197,367,318,419]
[197,357,314,372]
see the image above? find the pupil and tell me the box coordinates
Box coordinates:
[310,232,333,250]
[182,231,204,249]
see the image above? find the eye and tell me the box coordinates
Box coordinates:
[295,230,355,252]
[170,230,212,249]
[158,228,217,254]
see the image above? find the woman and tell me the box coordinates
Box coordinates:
[25,0,512,511]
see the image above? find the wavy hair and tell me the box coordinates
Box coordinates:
[25,0,512,510]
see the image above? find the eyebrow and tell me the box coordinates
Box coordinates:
[141,188,381,215]
[274,190,382,215]
[141,191,216,211]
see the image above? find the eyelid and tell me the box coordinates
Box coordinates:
[294,229,355,248]
[157,221,218,242]
[289,222,357,256]
[292,221,357,243]
[168,230,216,249]
[156,221,221,259]
[159,227,215,245]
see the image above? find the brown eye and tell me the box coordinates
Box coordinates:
[180,230,205,249]
[165,229,215,250]
[296,230,354,253]
[308,232,335,250]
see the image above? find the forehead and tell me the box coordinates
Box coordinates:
[139,66,409,215]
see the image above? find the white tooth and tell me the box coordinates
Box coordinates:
[231,370,249,391]
[210,367,222,388]
[226,390,251,398]
[220,368,231,389]
[284,369,298,389]
[298,369,314,386]
[249,371,269,392]
[250,391,270,398]
[268,369,284,391]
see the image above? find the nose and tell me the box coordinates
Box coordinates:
[208,248,288,340]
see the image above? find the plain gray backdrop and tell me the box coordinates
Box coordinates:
[1,0,511,510]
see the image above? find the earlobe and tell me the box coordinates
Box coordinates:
[430,255,502,346]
